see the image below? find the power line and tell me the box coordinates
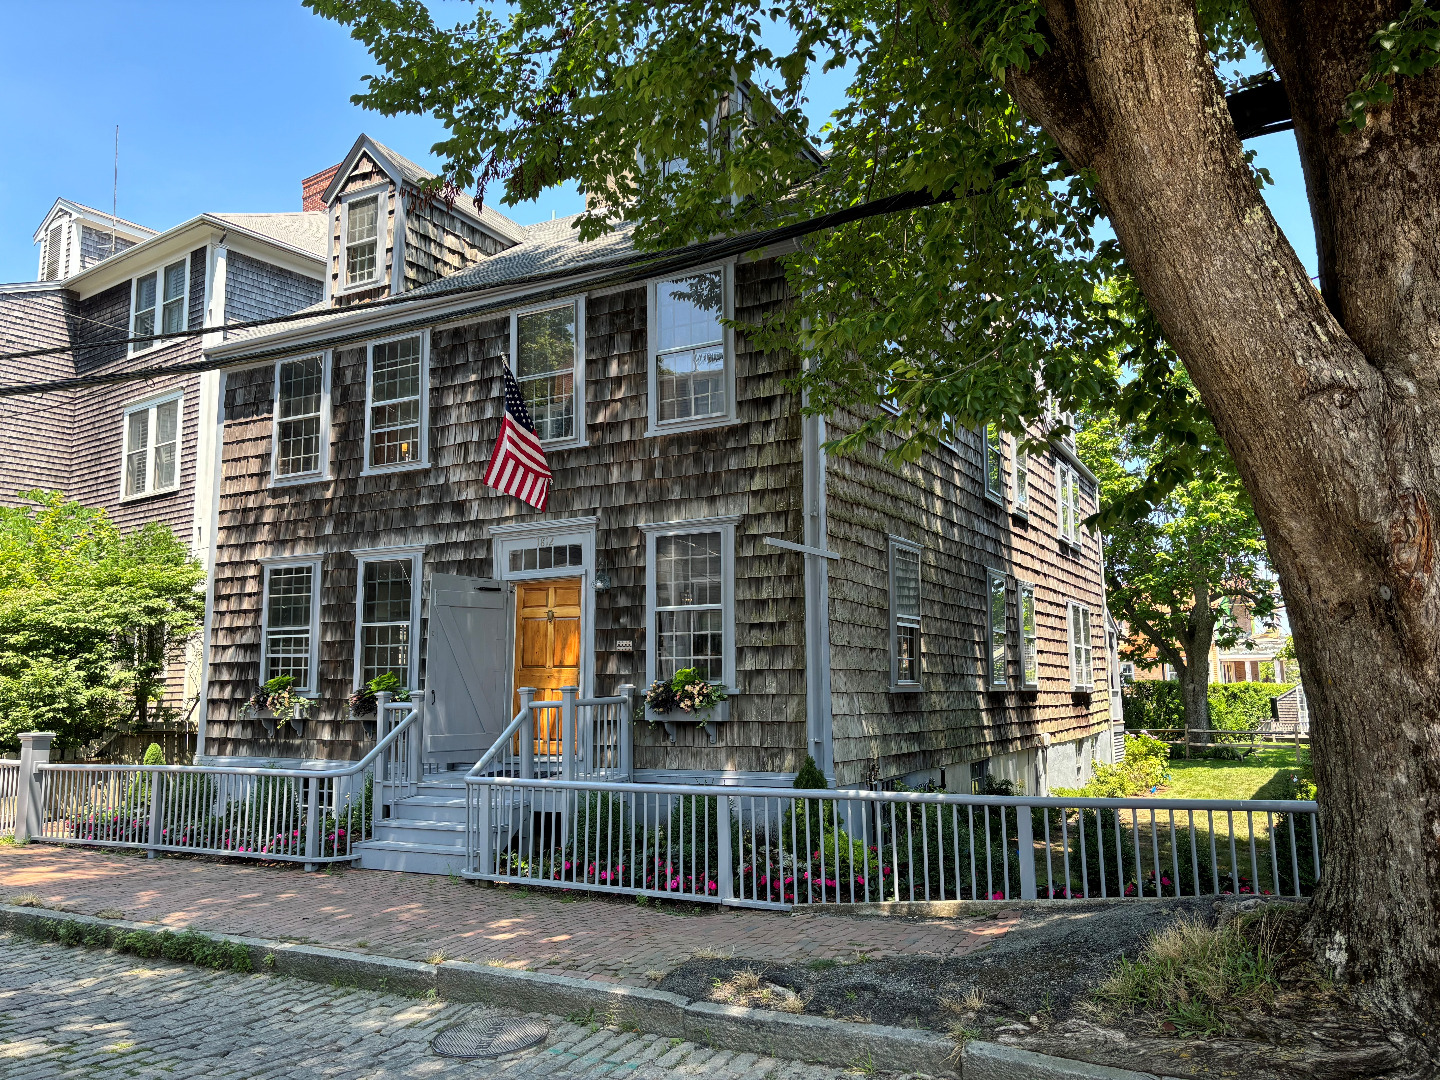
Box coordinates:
[0,79,1291,398]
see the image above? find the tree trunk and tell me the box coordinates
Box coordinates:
[1178,654,1209,745]
[1005,0,1440,1031]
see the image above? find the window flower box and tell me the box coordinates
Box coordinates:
[644,669,729,744]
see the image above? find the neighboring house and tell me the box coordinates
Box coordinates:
[1124,606,1297,685]
[191,135,1121,870]
[0,189,330,749]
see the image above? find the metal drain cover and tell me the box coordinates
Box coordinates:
[432,1016,549,1059]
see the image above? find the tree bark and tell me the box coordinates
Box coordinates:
[1004,0,1440,1031]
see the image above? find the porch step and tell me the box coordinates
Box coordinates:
[354,839,468,876]
[393,794,468,824]
[373,818,467,848]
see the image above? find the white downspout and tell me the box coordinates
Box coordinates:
[193,241,229,760]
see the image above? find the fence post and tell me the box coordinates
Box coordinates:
[617,684,635,781]
[146,769,164,858]
[472,782,493,876]
[517,688,536,780]
[1015,803,1037,900]
[716,793,734,903]
[303,776,321,872]
[14,732,55,843]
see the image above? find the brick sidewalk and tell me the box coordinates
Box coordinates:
[0,847,1013,986]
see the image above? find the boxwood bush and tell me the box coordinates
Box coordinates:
[1123,681,1294,733]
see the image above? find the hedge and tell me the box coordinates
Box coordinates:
[1123,680,1295,732]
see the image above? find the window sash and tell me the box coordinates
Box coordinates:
[984,424,1005,501]
[1069,602,1094,689]
[890,540,922,687]
[161,259,187,335]
[653,269,729,425]
[346,195,380,286]
[275,356,326,478]
[987,570,1007,689]
[132,272,158,352]
[654,531,725,683]
[122,398,180,497]
[358,558,414,687]
[367,337,424,468]
[1015,448,1029,508]
[515,305,578,442]
[1019,584,1039,688]
[264,564,317,692]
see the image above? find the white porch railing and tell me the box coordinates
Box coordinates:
[13,696,423,870]
[0,760,18,835]
[464,776,1321,908]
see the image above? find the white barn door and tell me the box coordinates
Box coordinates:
[425,573,512,766]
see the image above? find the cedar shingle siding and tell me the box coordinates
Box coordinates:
[225,251,324,324]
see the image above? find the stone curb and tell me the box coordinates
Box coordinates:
[961,1041,1178,1080]
[0,905,1176,1080]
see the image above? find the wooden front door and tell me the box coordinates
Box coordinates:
[513,579,583,754]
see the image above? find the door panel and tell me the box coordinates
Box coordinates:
[513,579,583,755]
[425,574,510,764]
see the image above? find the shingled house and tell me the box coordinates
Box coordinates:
[184,134,1123,871]
[0,191,330,751]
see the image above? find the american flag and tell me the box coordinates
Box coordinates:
[483,365,552,510]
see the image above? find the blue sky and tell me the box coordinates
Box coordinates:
[0,1,1318,284]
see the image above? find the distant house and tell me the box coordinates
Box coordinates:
[0,187,330,748]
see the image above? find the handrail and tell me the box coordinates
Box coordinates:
[463,774,1317,813]
[466,703,532,779]
[37,700,423,780]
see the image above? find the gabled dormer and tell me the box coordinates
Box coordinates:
[32,199,156,282]
[321,135,526,307]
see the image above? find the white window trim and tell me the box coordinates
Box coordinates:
[117,390,184,501]
[351,545,424,692]
[1067,600,1095,691]
[1058,461,1083,547]
[983,424,1006,506]
[258,554,324,698]
[129,253,190,354]
[361,331,430,476]
[270,351,332,486]
[985,567,1008,691]
[1018,580,1039,690]
[338,183,388,294]
[639,515,739,701]
[509,296,587,450]
[888,535,923,692]
[644,262,739,436]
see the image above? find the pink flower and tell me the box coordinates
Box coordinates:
[991,891,1004,900]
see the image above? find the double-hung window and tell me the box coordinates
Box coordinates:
[1014,446,1029,513]
[121,395,182,498]
[986,569,1008,689]
[273,355,328,481]
[1067,601,1094,690]
[889,537,922,689]
[648,266,733,431]
[353,549,422,690]
[1018,582,1039,689]
[983,424,1005,504]
[513,301,581,443]
[261,559,322,693]
[1058,462,1082,546]
[365,334,426,471]
[345,194,380,288]
[131,257,188,353]
[642,518,737,704]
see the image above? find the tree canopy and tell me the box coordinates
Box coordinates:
[0,492,205,753]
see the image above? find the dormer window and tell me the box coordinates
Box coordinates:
[130,257,189,353]
[345,194,380,287]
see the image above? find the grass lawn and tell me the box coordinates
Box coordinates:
[1158,746,1304,802]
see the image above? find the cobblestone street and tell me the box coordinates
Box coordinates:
[0,934,932,1079]
[0,847,1012,986]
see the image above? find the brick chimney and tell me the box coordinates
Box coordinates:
[301,163,343,211]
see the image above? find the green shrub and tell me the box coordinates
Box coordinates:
[142,743,164,766]
[1056,733,1174,798]
[1123,681,1294,734]
[1122,681,1185,730]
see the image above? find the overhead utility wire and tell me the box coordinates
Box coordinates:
[0,80,1290,400]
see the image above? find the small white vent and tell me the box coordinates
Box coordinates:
[44,225,63,280]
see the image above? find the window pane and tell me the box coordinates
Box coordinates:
[517,307,575,377]
[520,371,575,440]
[896,624,919,683]
[657,345,726,421]
[347,197,379,286]
[267,566,313,628]
[161,261,186,334]
[657,607,724,682]
[372,338,421,402]
[152,401,179,489]
[985,424,1004,496]
[348,196,378,242]
[989,573,1007,687]
[1021,587,1038,686]
[348,241,377,285]
[1016,449,1028,505]
[369,338,422,466]
[277,416,322,476]
[133,273,157,349]
[277,357,325,477]
[656,272,722,352]
[279,358,324,419]
[163,260,187,302]
[265,632,313,690]
[892,546,920,619]
[362,624,410,686]
[656,533,723,608]
[363,560,412,624]
[124,411,149,496]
